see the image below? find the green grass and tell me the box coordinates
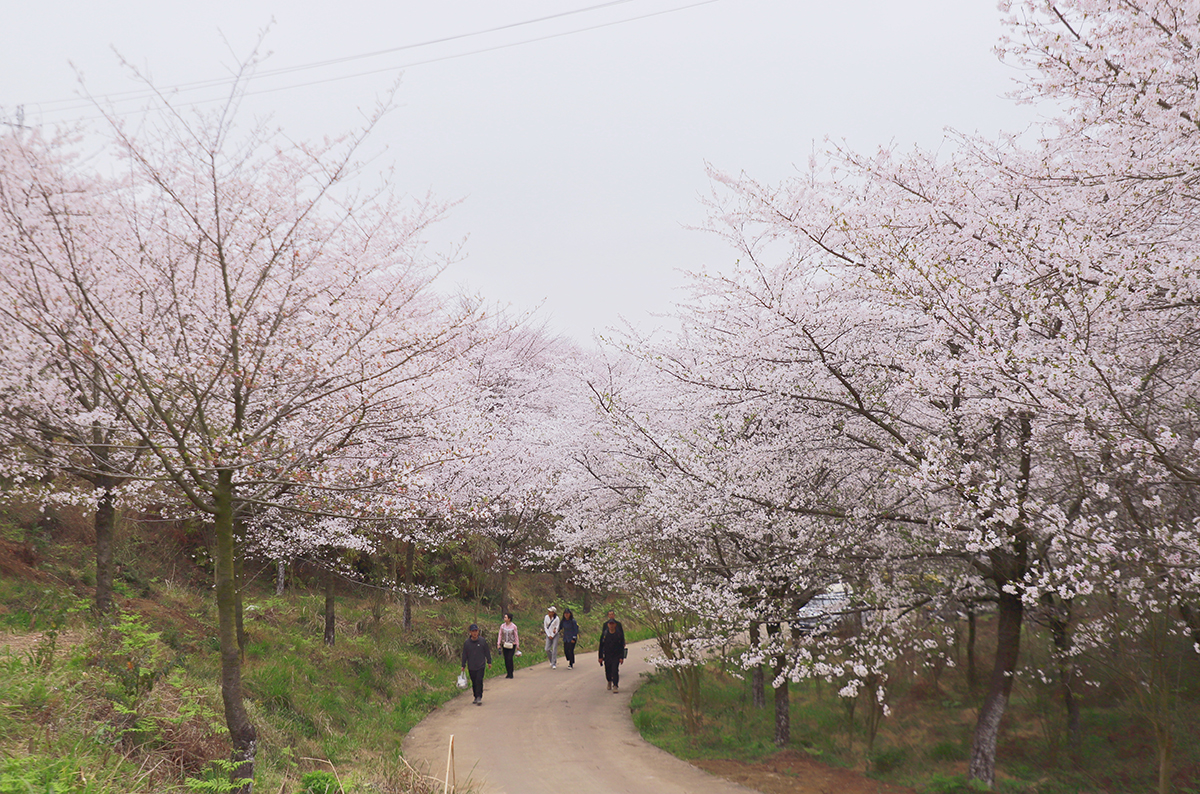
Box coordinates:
[0,549,633,794]
[0,591,497,792]
[628,651,1200,794]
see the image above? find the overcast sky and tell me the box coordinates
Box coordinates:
[3,1,1040,344]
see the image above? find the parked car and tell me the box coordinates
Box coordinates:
[795,584,852,636]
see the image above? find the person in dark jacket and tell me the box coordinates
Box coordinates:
[559,609,580,669]
[597,615,626,692]
[461,623,493,705]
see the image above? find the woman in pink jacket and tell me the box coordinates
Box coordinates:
[497,613,520,678]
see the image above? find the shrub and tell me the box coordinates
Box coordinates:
[299,769,340,794]
[924,772,990,793]
[928,740,962,762]
[870,746,908,774]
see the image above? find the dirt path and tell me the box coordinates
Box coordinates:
[0,630,84,657]
[402,639,760,794]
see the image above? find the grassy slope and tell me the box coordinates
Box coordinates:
[8,504,1200,794]
[0,508,622,793]
[629,632,1200,794]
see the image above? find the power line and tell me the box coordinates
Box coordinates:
[232,1,720,104]
[25,0,719,122]
[233,0,652,82]
[31,0,645,114]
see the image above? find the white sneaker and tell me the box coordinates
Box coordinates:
[552,663,557,669]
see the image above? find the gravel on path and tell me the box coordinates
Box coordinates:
[402,639,761,794]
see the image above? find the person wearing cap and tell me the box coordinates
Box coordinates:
[603,609,623,634]
[460,623,492,705]
[543,606,561,669]
[598,613,626,692]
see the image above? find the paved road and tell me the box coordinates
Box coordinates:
[402,639,759,794]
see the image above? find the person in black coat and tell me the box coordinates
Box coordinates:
[597,615,626,692]
[460,623,492,704]
[559,609,580,669]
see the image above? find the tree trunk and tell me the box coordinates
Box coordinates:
[214,470,256,793]
[389,537,399,590]
[582,586,591,614]
[968,591,1023,787]
[1043,595,1082,754]
[403,540,415,632]
[967,604,978,692]
[767,622,789,746]
[773,673,790,747]
[93,488,116,615]
[863,674,885,755]
[789,605,803,744]
[671,666,702,735]
[1179,604,1200,654]
[324,571,336,646]
[1061,662,1082,757]
[750,620,765,709]
[234,549,247,657]
[500,569,511,618]
[1155,722,1173,794]
[275,560,286,596]
[690,662,701,710]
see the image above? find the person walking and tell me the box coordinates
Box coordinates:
[460,623,492,705]
[496,613,520,678]
[559,608,580,669]
[543,606,561,669]
[598,614,626,692]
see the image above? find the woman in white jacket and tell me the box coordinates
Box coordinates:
[542,606,561,668]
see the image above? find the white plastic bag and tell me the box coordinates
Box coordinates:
[456,671,468,689]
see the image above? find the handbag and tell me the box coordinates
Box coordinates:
[503,641,514,649]
[456,671,468,689]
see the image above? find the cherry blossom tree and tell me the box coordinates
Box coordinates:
[244,420,475,638]
[0,65,485,789]
[995,4,1200,785]
[0,129,154,615]
[721,133,1125,777]
[438,323,594,616]
[582,3,1200,787]
[562,342,877,745]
